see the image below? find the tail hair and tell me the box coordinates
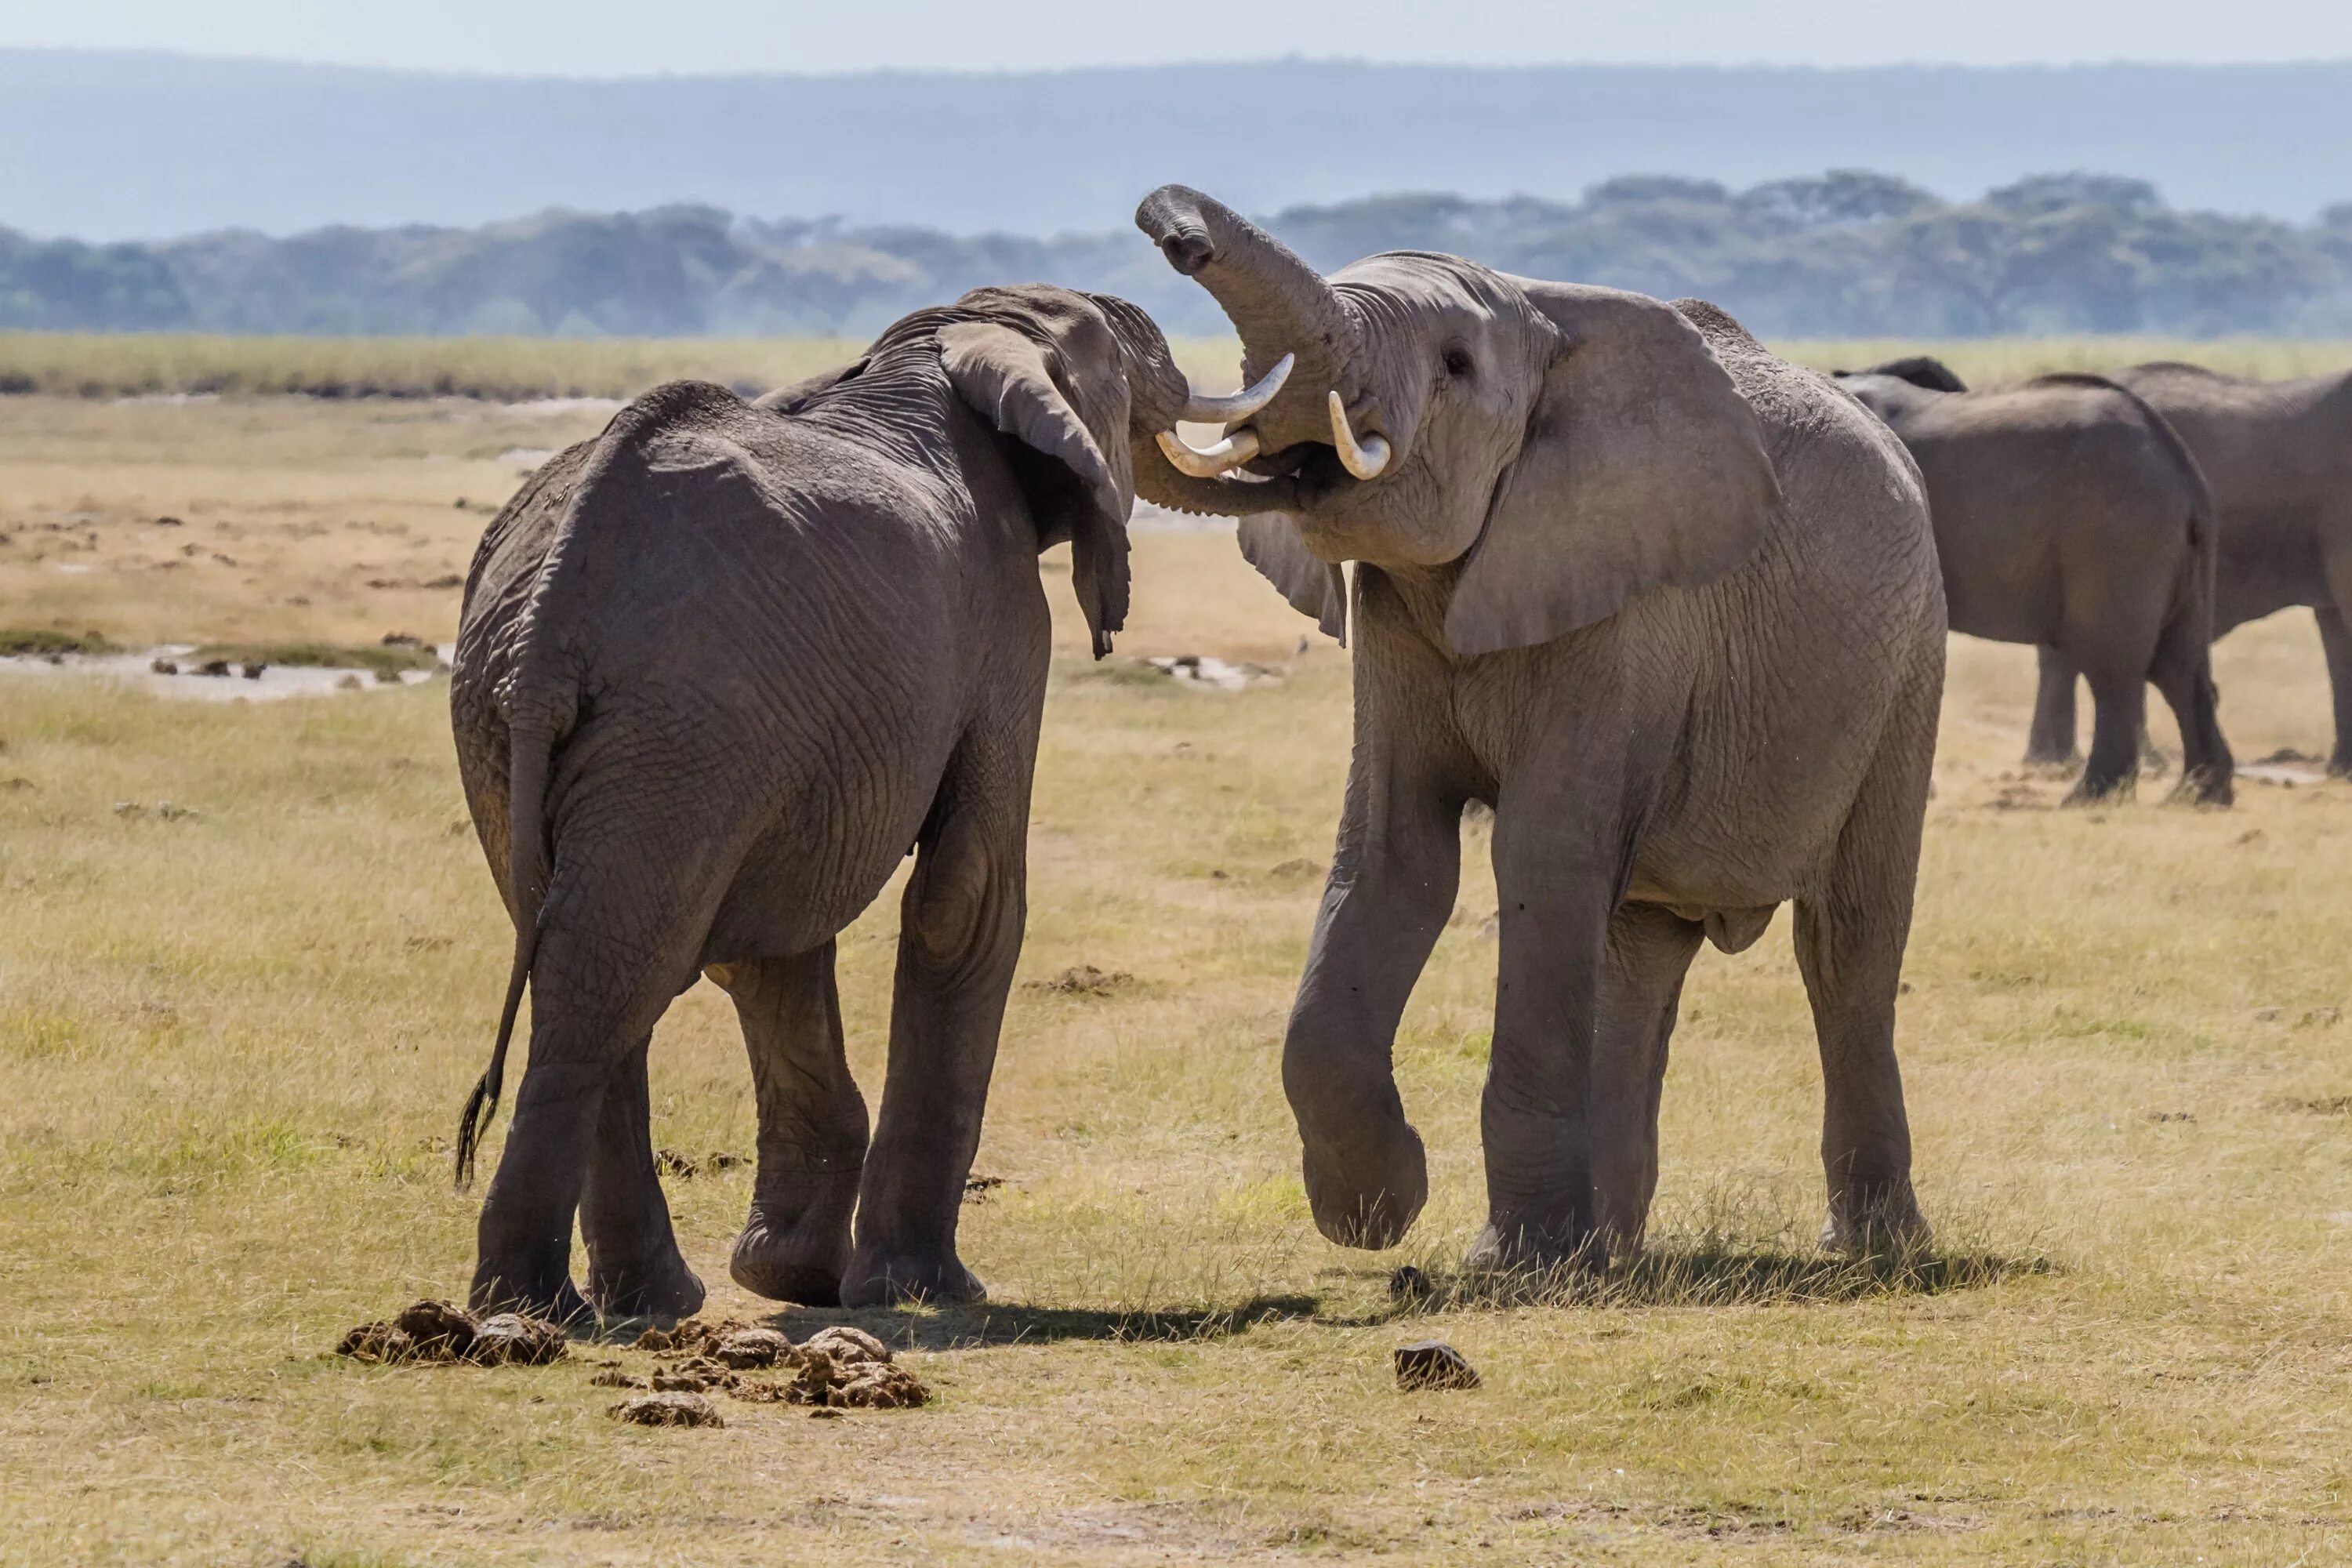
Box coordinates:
[456,720,554,1189]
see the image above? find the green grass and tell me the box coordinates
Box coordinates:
[185,639,441,675]
[0,626,115,656]
[0,331,1254,401]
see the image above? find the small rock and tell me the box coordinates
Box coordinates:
[153,515,183,528]
[963,1174,1007,1202]
[655,1148,700,1180]
[149,657,179,676]
[608,1392,722,1428]
[713,1328,794,1370]
[241,662,265,680]
[1389,1265,1433,1302]
[372,666,404,684]
[197,659,230,677]
[803,1325,891,1365]
[336,673,364,691]
[1394,1340,1480,1392]
[381,632,425,648]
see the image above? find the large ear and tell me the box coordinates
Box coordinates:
[938,321,1131,657]
[1238,516,1348,644]
[1445,284,1779,656]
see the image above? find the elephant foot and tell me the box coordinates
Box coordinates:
[1299,1120,1429,1250]
[2329,750,2352,780]
[1462,1210,1600,1277]
[2168,765,2234,809]
[587,1250,706,1324]
[840,1244,985,1308]
[728,1174,859,1305]
[2062,772,2136,807]
[1820,1179,1931,1255]
[469,1264,594,1329]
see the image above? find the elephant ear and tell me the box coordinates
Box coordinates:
[1238,515,1348,644]
[938,320,1131,658]
[1445,283,1779,657]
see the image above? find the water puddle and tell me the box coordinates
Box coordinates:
[0,645,452,702]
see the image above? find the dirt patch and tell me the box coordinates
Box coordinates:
[1024,965,1137,998]
[609,1391,722,1428]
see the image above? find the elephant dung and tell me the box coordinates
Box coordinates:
[470,1312,567,1366]
[608,1391,723,1428]
[1393,1341,1481,1392]
[712,1327,794,1369]
[801,1325,891,1365]
[394,1298,479,1359]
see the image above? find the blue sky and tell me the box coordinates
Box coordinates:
[11,0,2352,75]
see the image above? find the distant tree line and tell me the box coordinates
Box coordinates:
[7,171,2352,339]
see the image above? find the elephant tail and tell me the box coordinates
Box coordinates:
[455,716,556,1188]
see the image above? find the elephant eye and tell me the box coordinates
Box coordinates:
[1443,346,1475,379]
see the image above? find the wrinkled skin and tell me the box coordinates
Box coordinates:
[449,285,1189,1320]
[1838,359,2231,805]
[2030,363,2352,775]
[1129,187,1945,1265]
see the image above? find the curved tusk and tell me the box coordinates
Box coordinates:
[1180,352,1294,425]
[1156,425,1262,479]
[1327,390,1391,480]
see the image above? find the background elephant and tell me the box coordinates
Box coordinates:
[448,283,1223,1319]
[2031,361,2352,775]
[1837,358,2230,804]
[1127,186,1946,1266]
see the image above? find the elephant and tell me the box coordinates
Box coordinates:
[447,282,1267,1319]
[2030,361,2352,775]
[1835,358,2231,805]
[1125,186,1947,1267]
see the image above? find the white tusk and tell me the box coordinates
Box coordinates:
[1327,390,1391,480]
[1180,352,1294,425]
[1156,425,1262,479]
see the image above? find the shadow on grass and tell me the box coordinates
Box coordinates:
[1389,1243,2049,1315]
[762,1294,1326,1351]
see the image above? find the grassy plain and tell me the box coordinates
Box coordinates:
[2,358,2352,1565]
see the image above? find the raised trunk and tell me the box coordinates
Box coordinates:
[1134,185,1356,415]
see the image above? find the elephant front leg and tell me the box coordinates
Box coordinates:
[710,946,869,1306]
[1465,820,1615,1274]
[842,757,1027,1308]
[1280,776,1461,1251]
[578,1033,706,1323]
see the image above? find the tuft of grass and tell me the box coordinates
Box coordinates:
[0,626,115,656]
[186,639,441,675]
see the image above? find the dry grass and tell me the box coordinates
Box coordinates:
[4,387,2352,1564]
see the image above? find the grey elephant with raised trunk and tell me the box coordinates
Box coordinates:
[448,283,1268,1319]
[2031,361,2352,775]
[1127,186,1946,1268]
[1837,357,2230,805]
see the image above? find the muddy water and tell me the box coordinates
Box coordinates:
[0,646,452,702]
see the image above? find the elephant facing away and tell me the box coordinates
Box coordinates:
[1837,358,2231,805]
[1129,187,1947,1266]
[2031,361,2352,775]
[448,284,1239,1319]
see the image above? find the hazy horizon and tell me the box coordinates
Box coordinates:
[9,0,2352,75]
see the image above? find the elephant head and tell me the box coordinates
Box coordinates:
[773,282,1214,659]
[1126,185,1780,654]
[1831,355,1970,426]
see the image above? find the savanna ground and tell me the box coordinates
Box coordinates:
[2,337,2351,1566]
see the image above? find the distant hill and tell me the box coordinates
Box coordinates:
[7,172,2350,339]
[5,51,2352,241]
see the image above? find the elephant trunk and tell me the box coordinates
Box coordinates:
[1134,184,1359,421]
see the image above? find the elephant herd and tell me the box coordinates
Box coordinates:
[442,183,2352,1323]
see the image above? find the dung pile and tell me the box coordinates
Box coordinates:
[336,1299,567,1367]
[602,1317,928,1411]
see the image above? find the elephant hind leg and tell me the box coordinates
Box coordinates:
[709,945,869,1306]
[2313,607,2352,778]
[579,1032,706,1323]
[2069,659,2150,804]
[470,830,731,1322]
[1797,662,1934,1254]
[2024,645,2082,766]
[1589,902,1706,1254]
[2148,609,2233,807]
